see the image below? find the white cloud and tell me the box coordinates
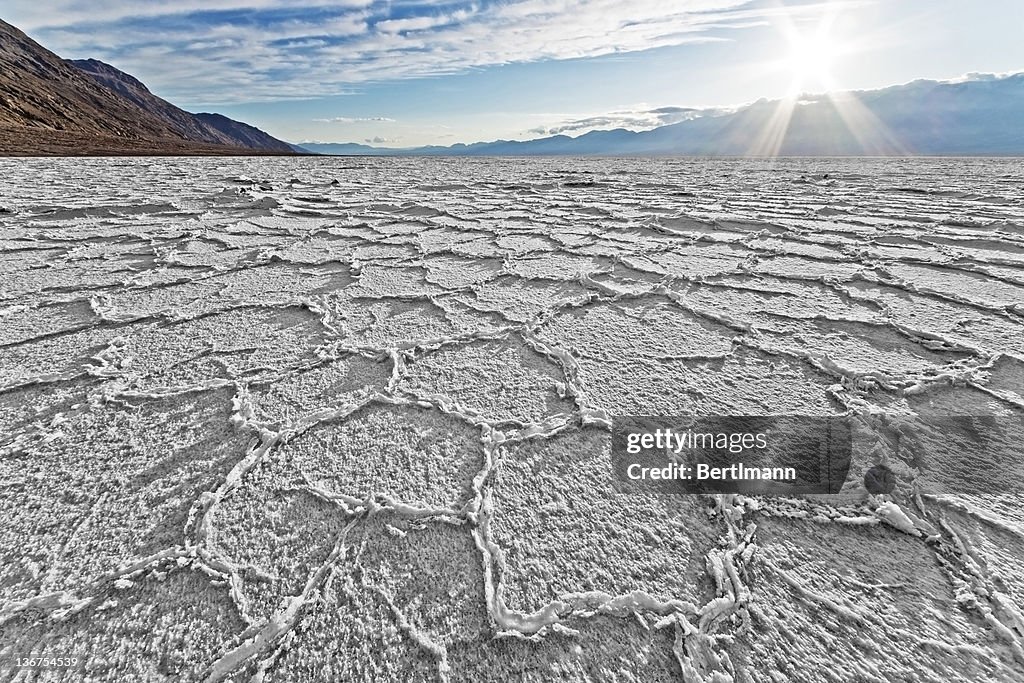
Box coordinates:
[530,105,732,136]
[375,8,476,34]
[952,70,1021,83]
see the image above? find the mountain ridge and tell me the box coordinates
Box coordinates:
[0,19,294,155]
[69,59,291,153]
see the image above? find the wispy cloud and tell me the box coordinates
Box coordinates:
[5,0,373,30]
[313,116,395,123]
[530,105,731,136]
[4,0,845,104]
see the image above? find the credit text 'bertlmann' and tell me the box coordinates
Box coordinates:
[627,462,798,481]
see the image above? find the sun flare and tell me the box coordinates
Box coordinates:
[786,31,837,86]
[749,6,905,156]
[773,6,847,98]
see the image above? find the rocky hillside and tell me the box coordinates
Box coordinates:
[0,19,293,155]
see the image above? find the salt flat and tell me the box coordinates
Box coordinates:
[1,156,1023,681]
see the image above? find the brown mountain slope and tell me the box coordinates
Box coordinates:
[0,19,294,155]
[70,58,294,153]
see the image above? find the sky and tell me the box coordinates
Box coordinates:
[5,0,1024,147]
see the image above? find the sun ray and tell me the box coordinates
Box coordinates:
[747,95,797,157]
[826,91,912,156]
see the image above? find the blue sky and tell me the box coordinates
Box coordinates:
[6,0,1024,146]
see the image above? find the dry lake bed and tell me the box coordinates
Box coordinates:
[1,156,1023,681]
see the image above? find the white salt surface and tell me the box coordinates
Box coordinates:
[0,156,1023,681]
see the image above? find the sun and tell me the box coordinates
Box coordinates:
[776,8,846,96]
[786,31,837,87]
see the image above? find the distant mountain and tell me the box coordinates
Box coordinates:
[0,18,293,155]
[294,142,385,155]
[303,73,1024,157]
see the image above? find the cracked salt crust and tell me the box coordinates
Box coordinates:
[1,156,1023,681]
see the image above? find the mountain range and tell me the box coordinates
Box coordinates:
[0,18,293,155]
[301,73,1024,157]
